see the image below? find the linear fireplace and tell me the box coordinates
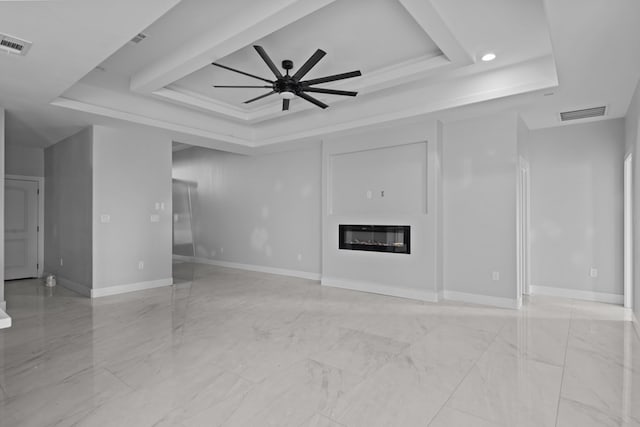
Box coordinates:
[339,224,410,254]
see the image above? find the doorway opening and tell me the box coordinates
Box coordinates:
[516,158,531,308]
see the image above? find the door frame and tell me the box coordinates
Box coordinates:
[516,156,531,308]
[624,154,633,309]
[6,174,44,278]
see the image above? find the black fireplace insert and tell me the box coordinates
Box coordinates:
[339,224,410,254]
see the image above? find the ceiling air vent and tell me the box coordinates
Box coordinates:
[130,33,148,44]
[0,33,32,56]
[560,106,606,122]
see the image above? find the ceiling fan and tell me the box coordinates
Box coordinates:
[211,45,362,111]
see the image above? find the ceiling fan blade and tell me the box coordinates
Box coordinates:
[213,85,273,88]
[292,49,326,81]
[302,70,362,86]
[243,90,276,104]
[211,62,274,84]
[297,92,328,109]
[253,45,283,79]
[282,99,290,111]
[302,87,358,97]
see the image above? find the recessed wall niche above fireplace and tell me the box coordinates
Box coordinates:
[339,225,410,254]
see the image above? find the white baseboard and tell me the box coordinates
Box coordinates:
[91,278,173,298]
[321,277,439,302]
[530,285,623,304]
[0,307,11,329]
[173,255,321,281]
[443,290,520,309]
[57,277,91,297]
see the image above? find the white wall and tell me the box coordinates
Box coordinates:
[525,120,624,298]
[5,144,44,177]
[92,126,172,291]
[443,113,519,304]
[1,109,5,309]
[626,80,640,323]
[322,121,442,301]
[172,145,322,276]
[44,127,93,293]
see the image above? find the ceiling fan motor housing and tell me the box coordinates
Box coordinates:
[275,76,297,94]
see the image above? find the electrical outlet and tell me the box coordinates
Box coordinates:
[100,214,110,223]
[138,261,144,270]
[150,214,160,223]
[590,267,598,278]
[492,271,500,281]
[60,258,64,267]
[297,253,302,261]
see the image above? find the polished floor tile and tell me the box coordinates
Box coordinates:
[1,262,639,427]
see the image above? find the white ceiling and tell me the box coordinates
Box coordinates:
[0,0,180,147]
[1,0,639,151]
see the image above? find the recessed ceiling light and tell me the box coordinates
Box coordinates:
[481,52,496,62]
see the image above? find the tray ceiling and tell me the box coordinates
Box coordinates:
[172,0,442,110]
[42,0,571,149]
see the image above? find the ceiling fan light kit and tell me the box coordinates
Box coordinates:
[280,91,295,100]
[212,45,362,111]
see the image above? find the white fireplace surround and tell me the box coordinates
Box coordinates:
[321,121,444,304]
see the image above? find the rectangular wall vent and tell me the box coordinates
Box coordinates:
[560,106,606,121]
[0,33,32,56]
[130,33,148,44]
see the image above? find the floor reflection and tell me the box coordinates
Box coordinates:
[0,266,638,426]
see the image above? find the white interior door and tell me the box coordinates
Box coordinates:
[5,179,39,280]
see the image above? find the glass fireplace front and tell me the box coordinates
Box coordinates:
[339,224,410,254]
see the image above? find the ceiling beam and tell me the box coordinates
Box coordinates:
[397,0,473,65]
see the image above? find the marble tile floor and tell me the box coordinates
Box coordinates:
[0,261,639,426]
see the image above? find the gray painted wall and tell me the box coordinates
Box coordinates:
[44,127,93,291]
[526,120,624,296]
[443,113,518,300]
[626,81,640,322]
[1,109,5,307]
[330,143,426,215]
[172,145,322,275]
[5,144,44,177]
[92,126,172,288]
